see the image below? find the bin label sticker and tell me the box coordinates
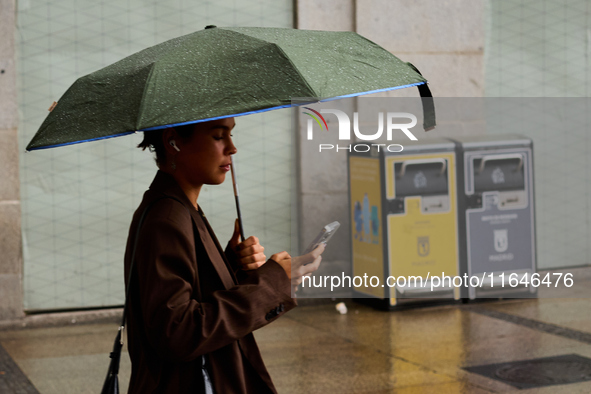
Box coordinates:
[494,229,508,252]
[417,236,430,256]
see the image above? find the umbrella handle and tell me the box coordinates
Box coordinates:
[230,156,246,241]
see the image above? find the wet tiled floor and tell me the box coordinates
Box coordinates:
[1,293,591,393]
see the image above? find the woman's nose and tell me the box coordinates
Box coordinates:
[227,140,237,155]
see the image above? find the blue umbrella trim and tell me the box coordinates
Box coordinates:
[26,131,136,151]
[140,82,426,131]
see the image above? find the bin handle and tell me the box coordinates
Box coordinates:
[477,154,523,174]
[398,158,447,178]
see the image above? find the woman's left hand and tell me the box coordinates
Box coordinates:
[229,219,267,270]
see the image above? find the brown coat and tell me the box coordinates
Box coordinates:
[124,171,296,393]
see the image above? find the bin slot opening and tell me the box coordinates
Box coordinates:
[394,160,449,197]
[473,157,525,192]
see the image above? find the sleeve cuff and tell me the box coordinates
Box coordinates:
[257,259,296,303]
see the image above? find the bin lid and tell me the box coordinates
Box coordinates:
[388,137,455,155]
[449,134,532,149]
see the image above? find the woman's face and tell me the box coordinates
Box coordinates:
[174,117,237,187]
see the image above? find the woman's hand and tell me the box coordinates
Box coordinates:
[271,243,325,290]
[229,219,266,270]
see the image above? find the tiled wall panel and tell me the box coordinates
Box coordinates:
[486,0,591,269]
[17,0,293,310]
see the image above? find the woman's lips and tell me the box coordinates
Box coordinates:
[220,164,231,172]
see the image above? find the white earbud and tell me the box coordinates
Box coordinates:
[169,140,180,152]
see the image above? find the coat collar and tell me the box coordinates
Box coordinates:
[149,170,236,289]
[149,170,196,209]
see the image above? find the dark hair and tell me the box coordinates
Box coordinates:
[137,123,196,167]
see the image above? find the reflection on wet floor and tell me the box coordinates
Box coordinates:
[1,296,591,393]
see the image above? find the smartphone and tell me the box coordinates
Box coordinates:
[303,221,340,254]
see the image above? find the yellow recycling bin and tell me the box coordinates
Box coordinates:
[349,140,460,308]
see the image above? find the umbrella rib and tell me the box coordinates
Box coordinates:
[224,30,317,98]
[353,59,381,70]
[272,44,318,99]
[135,63,158,131]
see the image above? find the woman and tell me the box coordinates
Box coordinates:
[124,117,323,393]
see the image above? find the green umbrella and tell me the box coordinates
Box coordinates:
[26,26,434,151]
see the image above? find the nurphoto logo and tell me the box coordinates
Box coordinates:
[305,108,419,153]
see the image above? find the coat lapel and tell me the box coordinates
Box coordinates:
[190,209,236,290]
[149,171,236,290]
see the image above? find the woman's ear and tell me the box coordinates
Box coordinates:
[162,127,180,155]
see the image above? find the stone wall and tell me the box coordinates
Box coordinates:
[0,0,24,320]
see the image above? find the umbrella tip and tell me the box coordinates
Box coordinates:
[205,25,217,29]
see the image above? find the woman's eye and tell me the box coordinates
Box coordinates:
[213,132,232,141]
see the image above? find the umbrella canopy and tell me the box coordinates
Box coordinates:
[26,26,433,151]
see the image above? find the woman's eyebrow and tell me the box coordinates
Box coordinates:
[209,124,236,131]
